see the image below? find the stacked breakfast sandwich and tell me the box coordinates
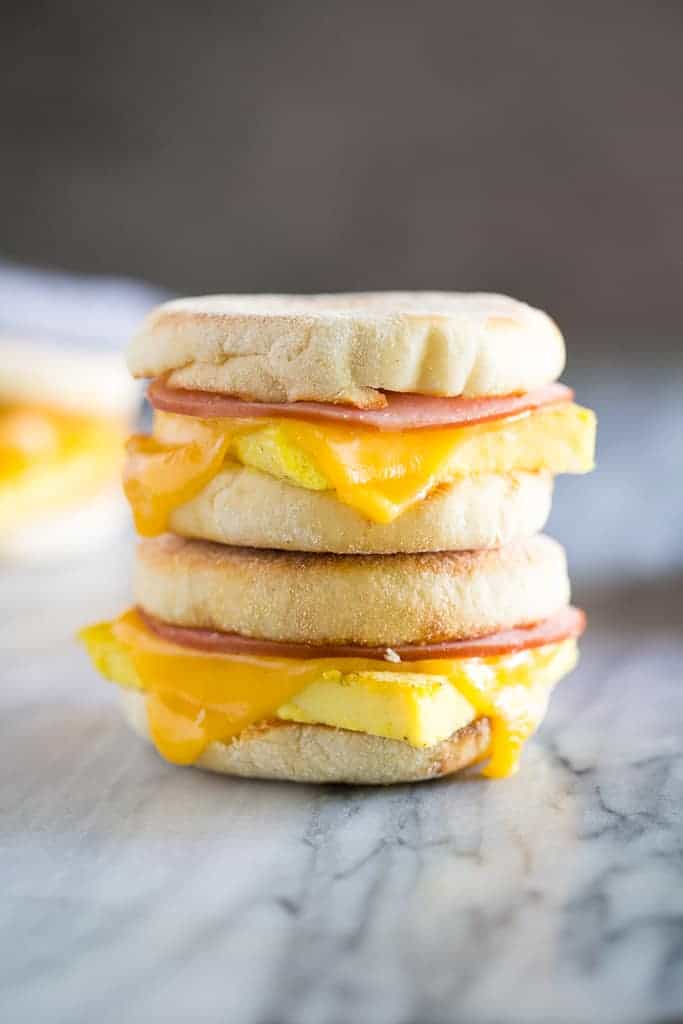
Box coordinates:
[81,293,596,783]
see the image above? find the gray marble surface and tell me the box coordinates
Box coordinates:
[2,357,682,1024]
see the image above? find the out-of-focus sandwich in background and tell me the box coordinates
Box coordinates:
[0,261,165,560]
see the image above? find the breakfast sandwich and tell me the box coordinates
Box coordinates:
[81,292,595,782]
[81,534,584,782]
[0,337,139,559]
[123,293,594,553]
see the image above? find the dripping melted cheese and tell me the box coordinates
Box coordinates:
[80,609,579,777]
[123,403,596,535]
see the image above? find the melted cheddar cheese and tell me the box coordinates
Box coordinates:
[0,404,127,529]
[123,403,596,535]
[80,609,579,777]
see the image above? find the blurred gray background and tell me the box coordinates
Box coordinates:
[2,1,682,352]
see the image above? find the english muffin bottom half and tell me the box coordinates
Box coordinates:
[80,535,585,782]
[165,468,552,554]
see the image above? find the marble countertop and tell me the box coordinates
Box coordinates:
[2,358,682,1024]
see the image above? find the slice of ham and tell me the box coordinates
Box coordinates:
[139,606,585,662]
[148,379,573,432]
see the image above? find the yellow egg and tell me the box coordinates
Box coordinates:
[233,425,328,491]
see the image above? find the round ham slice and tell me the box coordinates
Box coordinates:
[147,379,573,432]
[139,606,585,662]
